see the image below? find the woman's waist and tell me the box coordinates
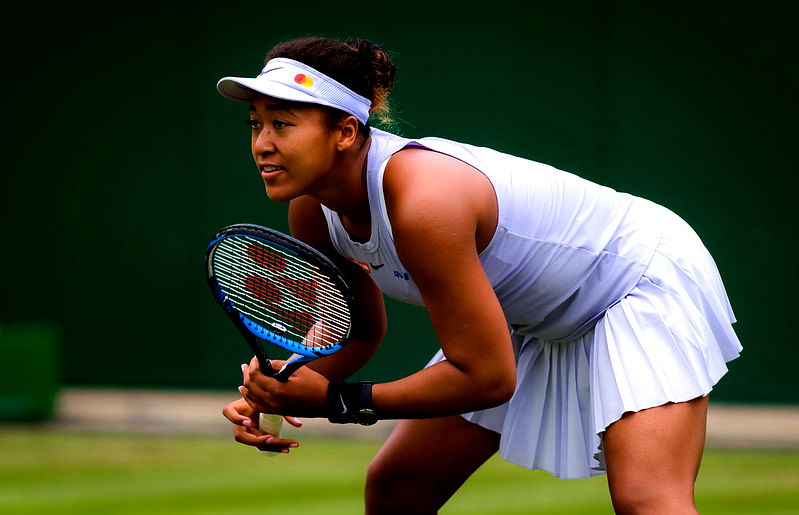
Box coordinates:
[501,254,648,342]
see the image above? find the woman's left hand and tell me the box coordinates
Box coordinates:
[239,357,330,418]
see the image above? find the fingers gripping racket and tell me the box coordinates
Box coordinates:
[205,223,355,443]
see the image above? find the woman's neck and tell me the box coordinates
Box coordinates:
[312,136,372,220]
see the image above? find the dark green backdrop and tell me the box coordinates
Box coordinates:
[2,2,796,402]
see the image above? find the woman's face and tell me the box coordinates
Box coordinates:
[248,96,340,202]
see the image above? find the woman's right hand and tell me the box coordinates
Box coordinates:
[221,397,302,454]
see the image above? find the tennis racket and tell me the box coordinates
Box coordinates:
[205,223,355,448]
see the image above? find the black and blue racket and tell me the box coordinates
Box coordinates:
[205,223,355,441]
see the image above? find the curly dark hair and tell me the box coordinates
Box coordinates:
[265,36,396,127]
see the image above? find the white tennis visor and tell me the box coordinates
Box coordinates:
[217,58,372,125]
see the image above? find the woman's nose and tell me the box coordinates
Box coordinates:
[253,130,276,155]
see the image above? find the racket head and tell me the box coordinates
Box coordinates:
[205,224,355,360]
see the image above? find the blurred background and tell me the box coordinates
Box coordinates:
[2,0,796,399]
[1,1,797,513]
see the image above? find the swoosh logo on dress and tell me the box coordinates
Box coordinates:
[370,263,385,270]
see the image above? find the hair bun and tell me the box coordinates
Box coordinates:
[346,38,396,124]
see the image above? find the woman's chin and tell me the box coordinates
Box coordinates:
[264,185,297,203]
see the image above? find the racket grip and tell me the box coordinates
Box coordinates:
[258,413,284,457]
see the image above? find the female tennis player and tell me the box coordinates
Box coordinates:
[218,36,741,514]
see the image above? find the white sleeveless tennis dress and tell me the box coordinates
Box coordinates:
[320,128,742,479]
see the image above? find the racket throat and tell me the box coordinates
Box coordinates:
[272,355,314,382]
[251,345,312,382]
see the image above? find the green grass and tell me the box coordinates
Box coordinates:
[0,428,797,514]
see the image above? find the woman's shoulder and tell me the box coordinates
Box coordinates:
[382,146,496,236]
[385,147,473,195]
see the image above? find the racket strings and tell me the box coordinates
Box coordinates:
[214,248,347,328]
[212,237,350,348]
[222,238,345,305]
[215,255,348,347]
[215,257,347,337]
[215,241,339,312]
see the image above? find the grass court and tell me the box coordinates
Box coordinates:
[1,428,797,514]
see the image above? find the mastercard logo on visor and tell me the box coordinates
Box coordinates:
[294,74,314,87]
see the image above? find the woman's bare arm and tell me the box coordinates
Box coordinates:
[371,148,516,418]
[287,195,387,381]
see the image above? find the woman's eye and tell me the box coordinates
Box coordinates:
[247,119,261,129]
[273,120,290,129]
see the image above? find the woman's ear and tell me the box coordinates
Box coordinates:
[336,115,361,151]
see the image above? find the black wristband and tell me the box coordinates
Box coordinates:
[326,381,379,425]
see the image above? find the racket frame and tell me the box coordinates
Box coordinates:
[205,223,356,382]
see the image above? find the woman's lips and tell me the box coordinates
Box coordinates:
[260,165,285,180]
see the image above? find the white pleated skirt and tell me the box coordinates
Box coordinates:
[426,208,742,480]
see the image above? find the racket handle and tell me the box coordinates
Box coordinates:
[258,413,284,457]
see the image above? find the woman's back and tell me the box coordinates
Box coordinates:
[324,128,667,341]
